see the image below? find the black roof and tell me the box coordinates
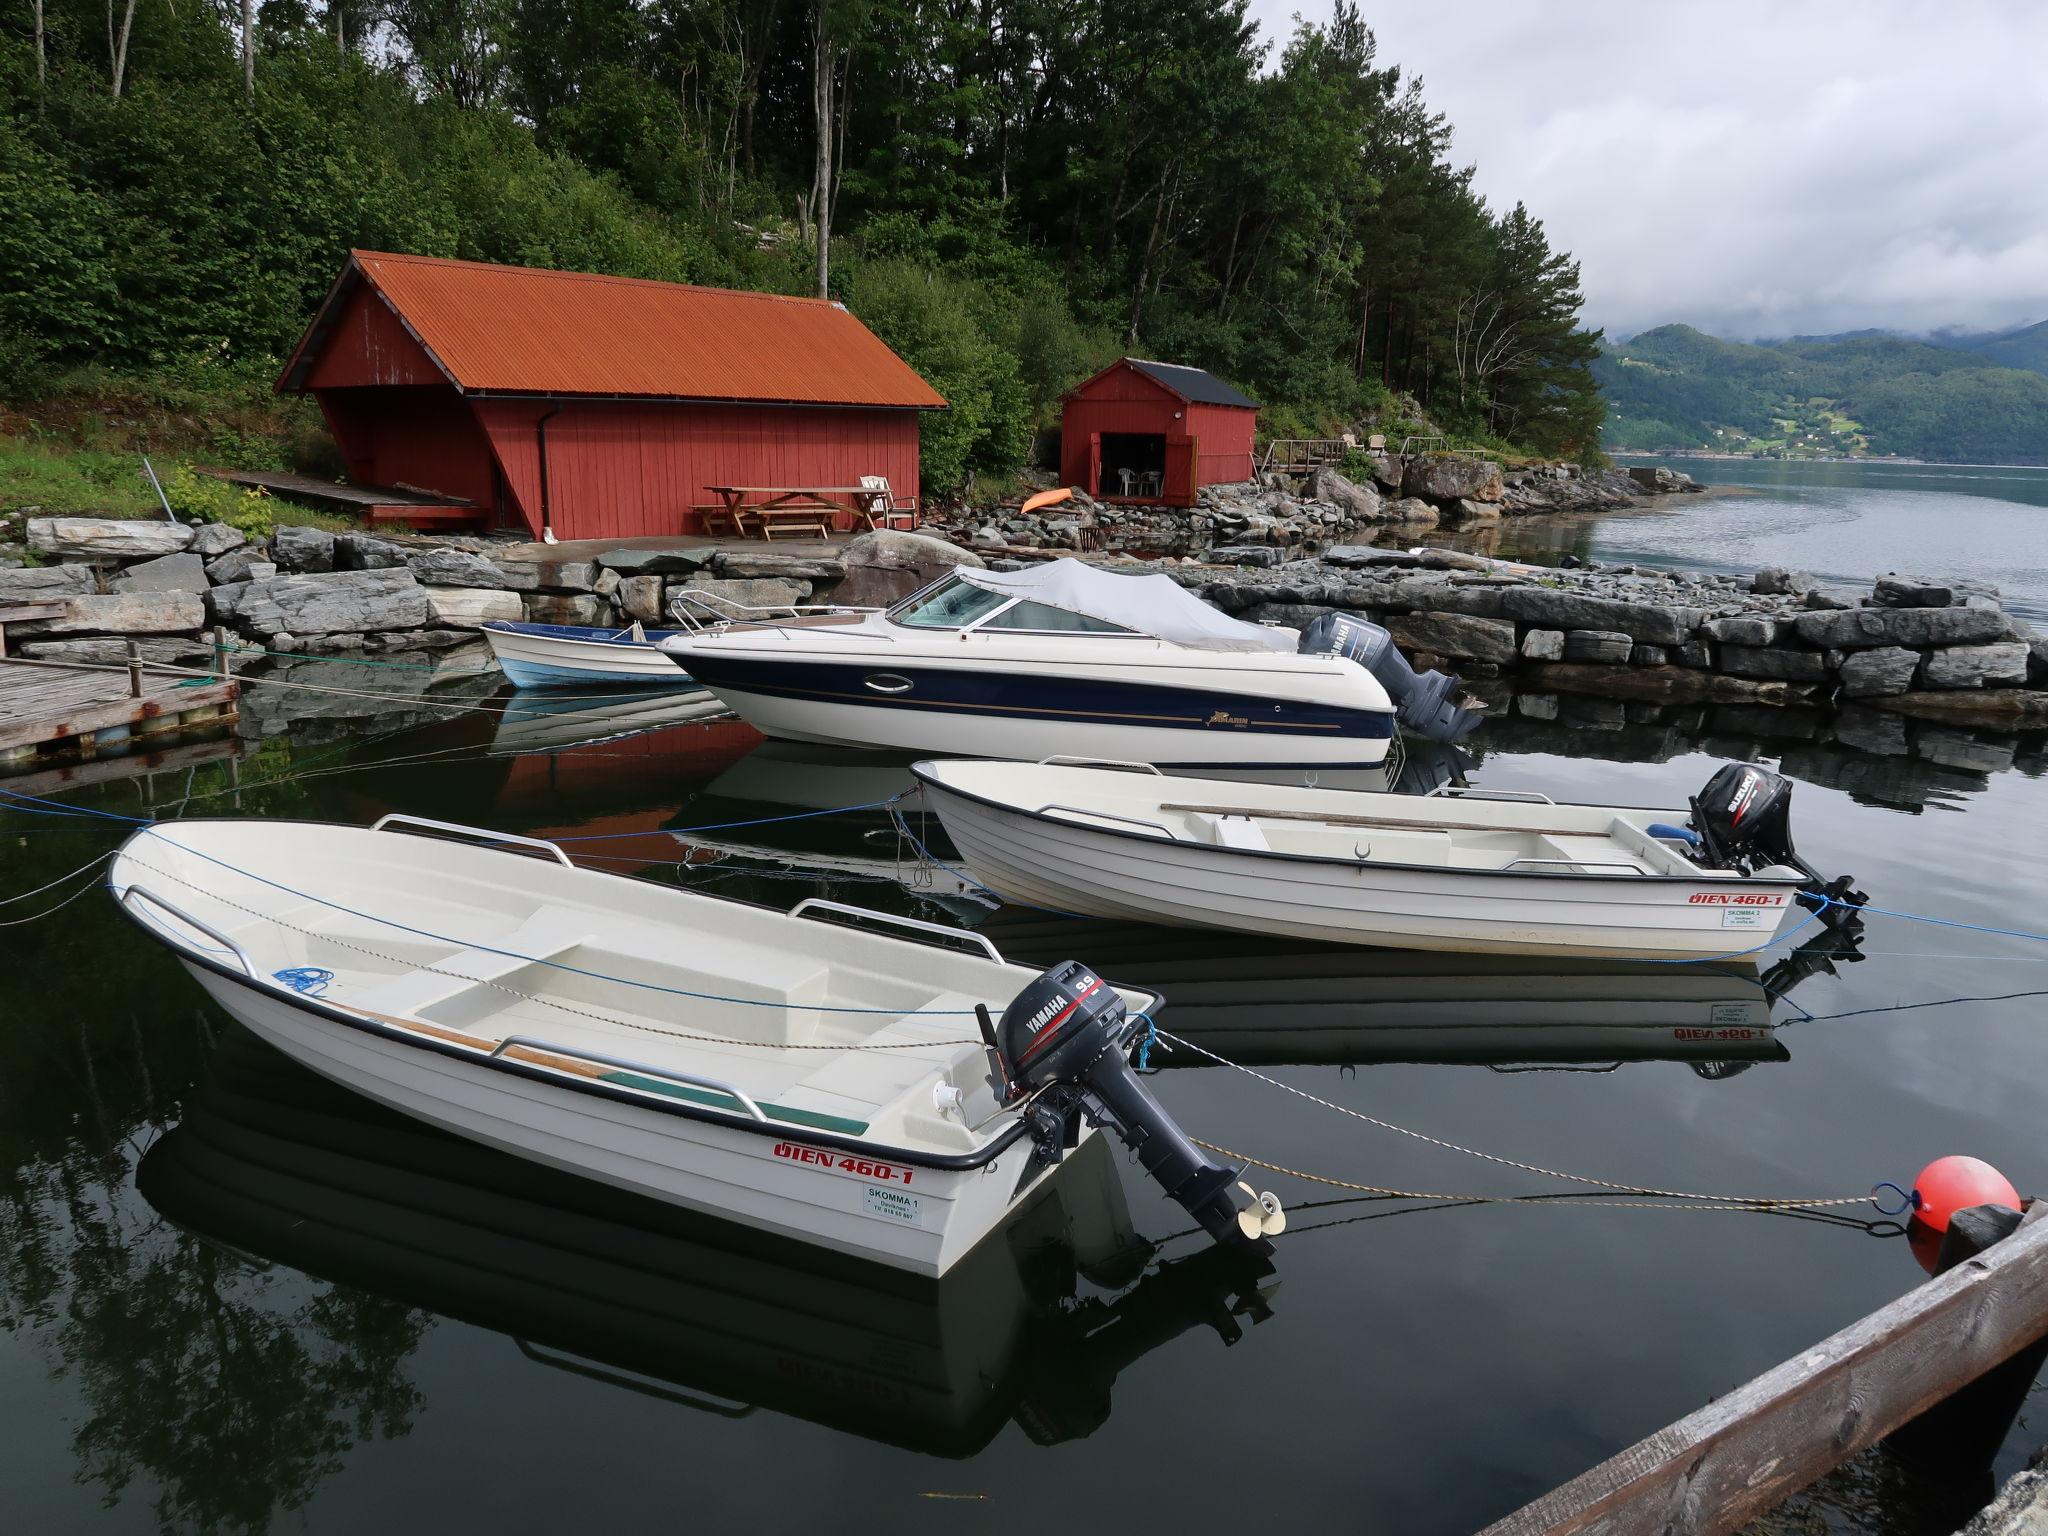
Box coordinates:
[1122,358,1259,410]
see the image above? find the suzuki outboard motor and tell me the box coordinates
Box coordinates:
[984,961,1283,1248]
[1298,612,1486,743]
[1685,763,1867,922]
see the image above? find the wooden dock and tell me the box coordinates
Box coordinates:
[0,656,240,769]
[1485,1201,2048,1534]
[198,466,479,526]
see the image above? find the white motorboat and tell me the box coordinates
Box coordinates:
[658,559,1483,774]
[913,759,1866,960]
[109,815,1279,1275]
[483,619,698,688]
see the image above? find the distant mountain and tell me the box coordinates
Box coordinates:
[1597,323,2048,462]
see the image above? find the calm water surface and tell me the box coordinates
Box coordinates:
[1452,456,2048,627]
[5,465,2048,1534]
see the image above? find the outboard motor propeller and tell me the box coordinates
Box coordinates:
[1298,612,1486,743]
[983,961,1283,1248]
[1685,763,1867,922]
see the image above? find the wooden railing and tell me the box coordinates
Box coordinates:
[1259,438,1350,473]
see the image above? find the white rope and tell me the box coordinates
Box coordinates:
[1159,1028,1869,1208]
[0,848,114,904]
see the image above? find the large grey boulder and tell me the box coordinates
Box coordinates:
[405,547,522,589]
[187,522,248,559]
[714,551,848,581]
[1751,567,1816,596]
[1520,628,1565,662]
[425,587,523,628]
[501,557,600,592]
[596,547,714,577]
[1791,605,2010,650]
[28,516,193,560]
[1561,629,1633,664]
[1446,497,1500,522]
[523,593,609,626]
[1872,574,1951,608]
[1308,467,1383,523]
[1921,642,2031,690]
[1720,644,1830,682]
[618,575,666,622]
[834,529,984,608]
[210,568,432,637]
[1702,615,1780,647]
[335,532,407,570]
[111,552,210,593]
[1402,455,1504,504]
[272,525,337,573]
[13,592,206,636]
[20,636,220,666]
[1387,612,1517,663]
[0,563,96,597]
[677,575,812,614]
[1838,647,1921,698]
[204,549,275,585]
[2030,636,2048,686]
[1500,587,1705,646]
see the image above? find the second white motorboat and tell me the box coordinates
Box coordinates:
[658,559,1482,774]
[912,758,1866,959]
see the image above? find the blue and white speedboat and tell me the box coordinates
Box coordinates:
[483,620,697,688]
[659,559,1478,775]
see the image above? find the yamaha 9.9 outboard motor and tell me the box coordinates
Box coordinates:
[1685,763,1867,922]
[1298,612,1486,743]
[983,961,1283,1248]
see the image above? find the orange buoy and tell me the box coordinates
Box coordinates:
[1911,1155,2021,1233]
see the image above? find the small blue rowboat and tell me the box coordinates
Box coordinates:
[482,620,698,689]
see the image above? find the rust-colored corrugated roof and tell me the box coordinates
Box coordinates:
[281,250,946,409]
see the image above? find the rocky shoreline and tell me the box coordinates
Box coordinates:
[3,449,2044,734]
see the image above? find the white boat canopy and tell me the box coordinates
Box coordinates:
[954,558,1295,652]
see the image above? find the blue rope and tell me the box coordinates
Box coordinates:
[0,788,153,824]
[1824,896,2048,947]
[128,824,983,1017]
[273,966,334,995]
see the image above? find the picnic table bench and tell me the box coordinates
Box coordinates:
[698,483,918,540]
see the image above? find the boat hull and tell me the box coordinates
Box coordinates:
[685,655,1394,769]
[485,622,697,689]
[920,778,1801,960]
[182,961,1067,1277]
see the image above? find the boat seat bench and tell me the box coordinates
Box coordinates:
[775,994,986,1125]
[345,905,599,1024]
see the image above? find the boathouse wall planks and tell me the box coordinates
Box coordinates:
[1481,1202,2048,1535]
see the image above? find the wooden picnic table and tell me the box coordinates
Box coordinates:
[702,486,868,540]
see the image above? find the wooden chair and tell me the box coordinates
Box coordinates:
[856,476,918,531]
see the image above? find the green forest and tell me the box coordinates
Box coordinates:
[0,0,1606,501]
[1599,322,2048,464]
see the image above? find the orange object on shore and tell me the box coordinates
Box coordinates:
[1020,487,1076,515]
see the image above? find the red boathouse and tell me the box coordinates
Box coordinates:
[276,250,947,538]
[1058,357,1259,507]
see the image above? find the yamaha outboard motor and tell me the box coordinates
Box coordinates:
[983,961,1283,1248]
[1683,763,1867,922]
[1298,612,1486,743]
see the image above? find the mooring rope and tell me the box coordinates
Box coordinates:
[1156,1027,1874,1208]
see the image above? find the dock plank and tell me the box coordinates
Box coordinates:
[0,660,239,755]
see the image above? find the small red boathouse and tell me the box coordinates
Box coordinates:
[276,251,947,538]
[1058,358,1259,507]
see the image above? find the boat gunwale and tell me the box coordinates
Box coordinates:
[910,763,1809,890]
[484,620,693,650]
[112,885,1037,1174]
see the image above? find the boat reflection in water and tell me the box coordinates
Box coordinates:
[138,1033,1280,1456]
[989,918,1865,1077]
[487,684,733,757]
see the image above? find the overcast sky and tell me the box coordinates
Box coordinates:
[1240,1,2048,342]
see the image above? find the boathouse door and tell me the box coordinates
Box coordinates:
[1163,435,1197,507]
[1087,432,1102,498]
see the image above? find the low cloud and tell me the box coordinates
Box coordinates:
[1243,1,2048,340]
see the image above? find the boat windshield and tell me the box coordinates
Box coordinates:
[888,575,1012,629]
